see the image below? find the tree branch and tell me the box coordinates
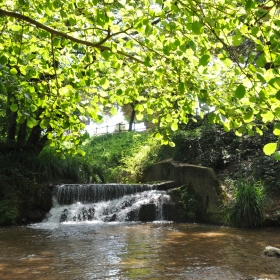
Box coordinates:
[51,34,60,96]
[0,8,144,64]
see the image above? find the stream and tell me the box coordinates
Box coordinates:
[0,222,279,279]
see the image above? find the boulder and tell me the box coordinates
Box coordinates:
[264,246,280,257]
[27,209,46,223]
[144,159,225,222]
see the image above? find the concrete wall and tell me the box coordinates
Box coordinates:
[144,160,225,222]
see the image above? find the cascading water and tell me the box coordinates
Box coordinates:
[45,184,174,223]
[53,183,156,205]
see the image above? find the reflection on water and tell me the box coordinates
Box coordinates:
[0,222,279,279]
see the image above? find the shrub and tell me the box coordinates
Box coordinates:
[221,179,267,227]
[33,147,94,184]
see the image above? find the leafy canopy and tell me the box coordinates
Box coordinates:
[0,0,280,157]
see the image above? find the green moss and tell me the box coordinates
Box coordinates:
[168,185,204,222]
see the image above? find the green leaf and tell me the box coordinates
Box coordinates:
[60,10,67,18]
[232,34,243,46]
[169,141,175,147]
[192,22,203,35]
[77,149,86,156]
[136,104,144,112]
[261,111,274,123]
[110,107,118,116]
[244,110,253,123]
[235,85,246,99]
[102,50,112,60]
[10,103,18,112]
[199,54,210,66]
[27,117,38,128]
[117,0,126,5]
[263,143,277,155]
[155,133,162,140]
[10,68,18,75]
[275,90,280,100]
[273,151,280,160]
[53,37,60,47]
[40,118,50,129]
[136,113,143,121]
[178,82,185,93]
[273,123,280,136]
[0,55,8,65]
[100,77,110,89]
[171,122,178,131]
[169,22,176,30]
[256,54,266,67]
[245,0,253,11]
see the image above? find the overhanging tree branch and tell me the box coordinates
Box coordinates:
[0,8,144,64]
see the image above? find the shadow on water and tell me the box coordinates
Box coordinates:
[0,222,279,279]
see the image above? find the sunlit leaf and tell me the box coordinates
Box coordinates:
[10,68,18,75]
[263,143,277,156]
[110,107,118,116]
[10,103,18,112]
[273,123,280,136]
[171,122,178,131]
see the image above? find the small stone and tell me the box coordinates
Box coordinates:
[264,246,280,257]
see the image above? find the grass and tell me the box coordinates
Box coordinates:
[221,179,268,227]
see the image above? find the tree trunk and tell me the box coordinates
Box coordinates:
[6,91,17,146]
[6,112,17,146]
[128,103,136,131]
[17,120,27,147]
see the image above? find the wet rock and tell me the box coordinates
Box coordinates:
[27,210,46,223]
[60,209,69,222]
[264,246,280,257]
[87,208,95,221]
[139,204,156,222]
[103,214,117,222]
[162,204,179,221]
[126,210,138,221]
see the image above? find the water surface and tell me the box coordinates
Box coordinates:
[0,222,279,279]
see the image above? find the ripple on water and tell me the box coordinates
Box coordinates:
[0,223,279,279]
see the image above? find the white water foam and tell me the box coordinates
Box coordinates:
[43,190,171,225]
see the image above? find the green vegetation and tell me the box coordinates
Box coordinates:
[1,117,279,225]
[1,0,280,225]
[82,131,160,183]
[1,0,280,158]
[0,145,94,224]
[221,180,268,227]
[169,185,204,222]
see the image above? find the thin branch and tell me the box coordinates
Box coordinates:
[0,8,144,64]
[16,25,24,65]
[51,34,60,96]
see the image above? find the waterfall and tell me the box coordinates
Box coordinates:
[53,184,156,205]
[45,184,175,223]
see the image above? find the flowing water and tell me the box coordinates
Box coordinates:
[0,222,279,279]
[0,185,279,279]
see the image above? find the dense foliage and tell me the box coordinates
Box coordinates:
[221,180,268,227]
[0,0,280,157]
[0,144,94,224]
